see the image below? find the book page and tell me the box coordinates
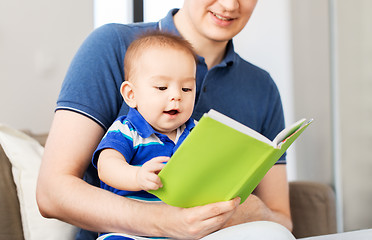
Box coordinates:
[207,109,274,147]
[272,118,307,146]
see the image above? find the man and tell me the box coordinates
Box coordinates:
[36,1,293,239]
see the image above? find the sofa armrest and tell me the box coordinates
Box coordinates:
[0,131,48,240]
[289,181,337,238]
[0,143,24,240]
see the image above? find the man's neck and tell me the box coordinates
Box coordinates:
[174,9,228,69]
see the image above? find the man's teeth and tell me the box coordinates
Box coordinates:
[213,12,232,21]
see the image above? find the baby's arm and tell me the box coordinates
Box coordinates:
[97,148,168,191]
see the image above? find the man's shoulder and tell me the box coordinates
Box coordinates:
[228,55,277,92]
[234,54,271,80]
[94,22,159,44]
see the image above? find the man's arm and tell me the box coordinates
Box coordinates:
[36,110,239,239]
[223,164,293,231]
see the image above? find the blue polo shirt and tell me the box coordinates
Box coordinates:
[92,108,195,201]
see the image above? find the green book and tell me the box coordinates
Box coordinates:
[149,109,313,208]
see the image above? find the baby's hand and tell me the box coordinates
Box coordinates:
[136,156,169,191]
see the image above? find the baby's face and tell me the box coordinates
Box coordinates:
[131,46,196,136]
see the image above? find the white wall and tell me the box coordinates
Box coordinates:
[337,0,372,231]
[0,0,93,133]
[291,0,333,184]
[94,0,133,27]
[291,0,372,232]
[144,0,183,22]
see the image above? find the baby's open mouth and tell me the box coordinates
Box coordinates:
[164,110,179,115]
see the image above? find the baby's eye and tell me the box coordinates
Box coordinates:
[157,87,167,91]
[182,88,192,92]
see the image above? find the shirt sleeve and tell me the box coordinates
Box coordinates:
[91,119,135,168]
[262,76,287,164]
[56,24,129,130]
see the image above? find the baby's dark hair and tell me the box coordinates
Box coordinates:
[124,31,197,82]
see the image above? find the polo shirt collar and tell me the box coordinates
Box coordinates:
[158,9,181,36]
[125,108,154,138]
[125,108,195,139]
[218,40,235,67]
[159,9,236,67]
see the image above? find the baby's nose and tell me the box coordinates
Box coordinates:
[170,89,182,101]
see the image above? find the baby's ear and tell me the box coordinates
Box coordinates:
[120,81,137,108]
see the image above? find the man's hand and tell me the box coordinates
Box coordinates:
[222,165,293,231]
[158,197,241,239]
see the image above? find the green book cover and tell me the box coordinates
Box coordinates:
[149,109,313,208]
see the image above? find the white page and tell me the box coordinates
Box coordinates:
[207,109,274,147]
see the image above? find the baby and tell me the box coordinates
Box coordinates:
[92,31,197,202]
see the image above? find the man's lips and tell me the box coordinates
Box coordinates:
[210,11,235,21]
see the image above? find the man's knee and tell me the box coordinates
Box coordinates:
[201,221,296,240]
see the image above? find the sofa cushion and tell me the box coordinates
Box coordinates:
[0,124,78,240]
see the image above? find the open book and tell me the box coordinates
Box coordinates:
[149,109,313,208]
